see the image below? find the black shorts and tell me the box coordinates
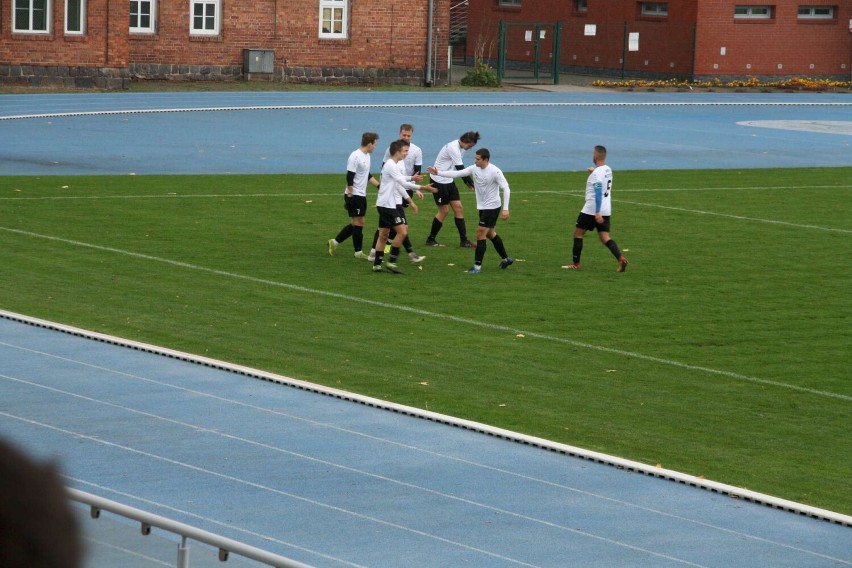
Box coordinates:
[377,206,406,229]
[400,189,414,208]
[575,212,611,232]
[478,208,501,229]
[432,180,461,206]
[344,194,368,218]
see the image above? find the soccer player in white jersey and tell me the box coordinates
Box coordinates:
[430,148,513,273]
[328,132,380,260]
[372,139,435,273]
[369,124,426,264]
[563,145,629,272]
[425,130,480,248]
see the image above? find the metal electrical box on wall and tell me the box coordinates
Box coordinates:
[244,49,274,74]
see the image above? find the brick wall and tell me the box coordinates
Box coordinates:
[0,0,450,88]
[694,0,852,79]
[465,0,852,81]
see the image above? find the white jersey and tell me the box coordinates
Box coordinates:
[345,148,372,197]
[581,164,613,216]
[429,139,466,184]
[382,142,422,177]
[376,159,420,209]
[437,163,510,211]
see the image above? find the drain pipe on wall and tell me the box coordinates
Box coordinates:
[425,0,434,86]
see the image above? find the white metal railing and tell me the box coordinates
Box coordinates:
[68,488,315,568]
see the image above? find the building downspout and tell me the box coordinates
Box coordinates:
[425,0,434,86]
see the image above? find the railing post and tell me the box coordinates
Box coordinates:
[177,536,190,568]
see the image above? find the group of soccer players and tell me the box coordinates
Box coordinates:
[327,124,512,274]
[328,124,628,274]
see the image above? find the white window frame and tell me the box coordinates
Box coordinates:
[797,5,834,19]
[65,0,85,34]
[318,0,347,39]
[130,0,155,34]
[734,5,773,19]
[190,0,220,36]
[640,2,669,16]
[13,0,52,33]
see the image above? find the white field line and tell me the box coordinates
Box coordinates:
[617,199,852,234]
[2,184,851,202]
[3,187,849,234]
[1,225,848,402]
[2,100,851,121]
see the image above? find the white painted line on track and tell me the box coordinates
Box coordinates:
[0,388,710,567]
[2,348,846,564]
[2,100,851,121]
[2,308,850,529]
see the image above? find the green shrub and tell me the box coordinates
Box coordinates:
[461,61,501,87]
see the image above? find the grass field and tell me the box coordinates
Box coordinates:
[1,167,850,515]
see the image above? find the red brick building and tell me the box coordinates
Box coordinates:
[0,0,451,88]
[464,0,852,81]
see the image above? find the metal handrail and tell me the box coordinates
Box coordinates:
[68,488,315,568]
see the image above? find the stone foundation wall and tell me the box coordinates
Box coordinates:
[0,65,129,89]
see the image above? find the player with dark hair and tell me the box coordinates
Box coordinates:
[372,139,435,273]
[563,145,629,272]
[425,130,480,248]
[328,132,380,259]
[430,147,513,273]
[369,124,426,264]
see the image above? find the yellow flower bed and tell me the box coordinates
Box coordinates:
[591,76,852,91]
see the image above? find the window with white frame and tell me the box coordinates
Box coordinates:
[640,2,668,16]
[734,5,773,18]
[575,0,588,13]
[797,5,834,19]
[14,0,51,33]
[319,0,347,38]
[130,0,155,33]
[65,0,85,34]
[498,0,522,6]
[190,0,219,35]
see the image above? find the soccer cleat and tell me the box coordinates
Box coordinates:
[499,257,514,270]
[409,254,426,264]
[617,256,629,273]
[367,252,376,261]
[466,266,482,274]
[327,239,337,256]
[425,239,446,247]
[460,240,476,248]
[384,261,402,274]
[371,264,384,272]
[354,251,370,260]
[561,263,581,270]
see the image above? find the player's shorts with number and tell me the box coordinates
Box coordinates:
[377,206,406,228]
[345,195,367,217]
